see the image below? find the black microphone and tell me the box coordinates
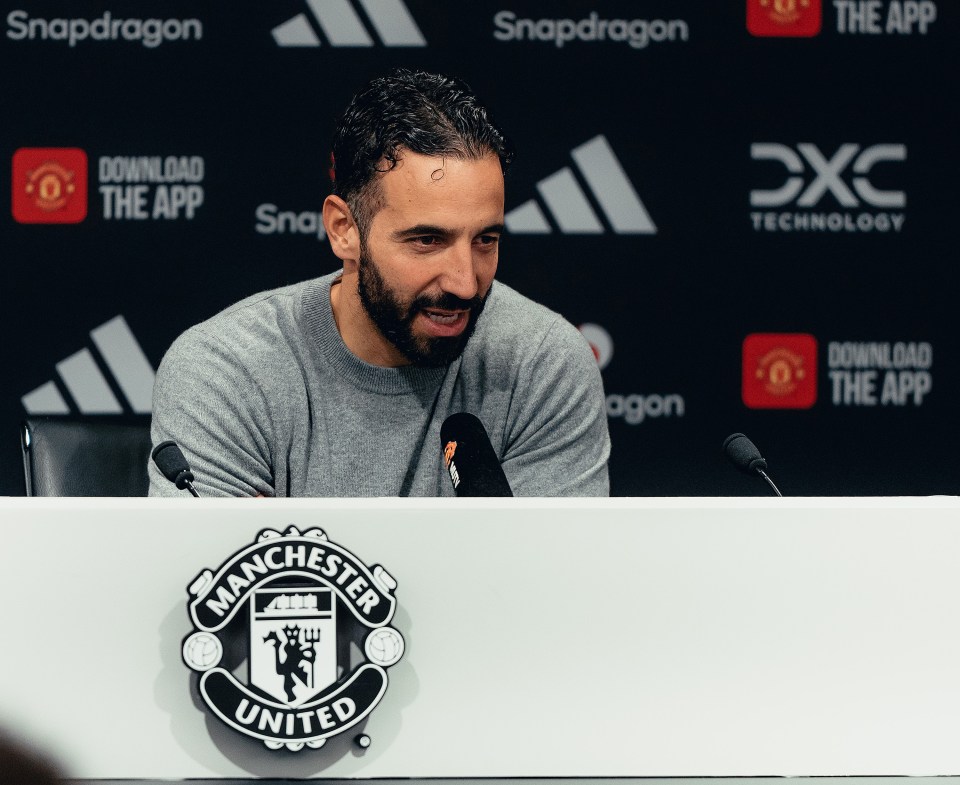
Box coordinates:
[151,440,200,497]
[440,413,513,497]
[722,432,782,497]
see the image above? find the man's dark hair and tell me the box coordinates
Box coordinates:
[330,69,513,237]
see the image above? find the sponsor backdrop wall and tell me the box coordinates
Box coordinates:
[1,0,956,497]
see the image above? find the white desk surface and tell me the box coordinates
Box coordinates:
[0,497,958,779]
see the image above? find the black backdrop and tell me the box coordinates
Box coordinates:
[2,0,956,496]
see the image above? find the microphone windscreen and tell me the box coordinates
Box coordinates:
[440,413,514,497]
[722,432,768,474]
[151,440,194,487]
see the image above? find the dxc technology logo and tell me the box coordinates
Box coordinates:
[750,143,906,233]
[273,0,425,47]
[506,135,656,235]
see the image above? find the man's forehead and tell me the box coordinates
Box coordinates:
[372,150,504,227]
[377,149,502,185]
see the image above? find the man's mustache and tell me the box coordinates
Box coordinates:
[409,292,484,313]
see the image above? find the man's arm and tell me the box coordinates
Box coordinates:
[148,327,276,497]
[500,318,611,496]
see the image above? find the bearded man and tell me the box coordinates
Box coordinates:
[149,70,609,497]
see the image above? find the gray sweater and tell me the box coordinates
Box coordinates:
[148,273,610,497]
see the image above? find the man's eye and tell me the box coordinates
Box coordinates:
[413,236,437,246]
[478,235,499,246]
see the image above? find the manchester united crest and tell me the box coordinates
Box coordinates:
[182,526,404,751]
[742,333,818,409]
[755,346,806,396]
[12,147,88,224]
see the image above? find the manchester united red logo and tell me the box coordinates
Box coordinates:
[12,148,88,223]
[742,333,818,409]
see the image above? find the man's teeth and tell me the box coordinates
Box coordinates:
[425,311,460,324]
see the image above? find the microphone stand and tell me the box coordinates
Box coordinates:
[757,468,783,497]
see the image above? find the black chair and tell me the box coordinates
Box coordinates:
[20,418,152,496]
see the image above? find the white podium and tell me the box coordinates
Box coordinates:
[1,497,959,780]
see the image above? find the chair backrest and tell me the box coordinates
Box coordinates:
[21,418,152,497]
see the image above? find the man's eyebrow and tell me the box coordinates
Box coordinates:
[392,224,454,240]
[391,223,505,240]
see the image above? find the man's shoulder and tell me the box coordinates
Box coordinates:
[180,276,330,349]
[201,278,316,333]
[471,280,588,358]
[158,276,332,385]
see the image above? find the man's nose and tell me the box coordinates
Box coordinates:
[439,244,479,301]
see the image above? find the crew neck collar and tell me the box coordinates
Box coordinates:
[300,272,451,395]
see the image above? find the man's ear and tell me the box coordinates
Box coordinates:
[322,195,360,265]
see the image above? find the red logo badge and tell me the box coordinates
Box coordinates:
[578,323,614,371]
[742,333,818,409]
[747,0,822,37]
[12,147,88,224]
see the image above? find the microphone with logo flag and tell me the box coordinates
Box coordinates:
[440,413,514,497]
[152,440,200,497]
[722,432,783,497]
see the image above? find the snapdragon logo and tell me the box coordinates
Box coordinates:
[579,323,685,425]
[6,10,202,48]
[493,10,688,49]
[255,204,327,240]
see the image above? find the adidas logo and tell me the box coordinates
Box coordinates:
[505,135,656,235]
[273,0,426,47]
[22,315,156,415]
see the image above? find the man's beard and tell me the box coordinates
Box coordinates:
[357,249,488,368]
